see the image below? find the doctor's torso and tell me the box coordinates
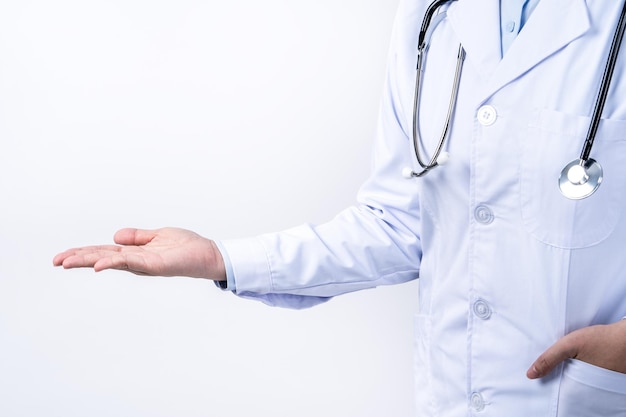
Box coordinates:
[393,1,626,415]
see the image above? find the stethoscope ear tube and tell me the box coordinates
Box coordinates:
[418,0,456,50]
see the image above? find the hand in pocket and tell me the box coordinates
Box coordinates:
[527,319,626,379]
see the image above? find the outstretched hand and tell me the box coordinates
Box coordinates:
[527,319,626,379]
[53,227,226,281]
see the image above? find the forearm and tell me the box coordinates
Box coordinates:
[222,205,421,298]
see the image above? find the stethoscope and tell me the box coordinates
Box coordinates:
[403,0,626,200]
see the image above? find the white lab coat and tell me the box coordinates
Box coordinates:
[221,0,626,415]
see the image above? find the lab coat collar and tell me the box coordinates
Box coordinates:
[446,0,501,80]
[447,0,590,102]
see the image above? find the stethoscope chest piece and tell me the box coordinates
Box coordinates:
[558,158,603,199]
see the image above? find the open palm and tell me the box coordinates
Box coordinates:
[53,227,226,280]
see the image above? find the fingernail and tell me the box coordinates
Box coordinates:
[526,366,540,379]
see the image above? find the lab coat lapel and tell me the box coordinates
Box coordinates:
[447,0,590,102]
[446,0,501,80]
[486,0,590,98]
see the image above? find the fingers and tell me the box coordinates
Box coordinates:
[526,355,561,379]
[53,246,111,266]
[53,247,153,275]
[52,251,69,267]
[53,246,123,269]
[53,228,156,269]
[92,252,150,274]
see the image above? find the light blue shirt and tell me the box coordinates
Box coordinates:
[218,0,626,414]
[500,0,540,55]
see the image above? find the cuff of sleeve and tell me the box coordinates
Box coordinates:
[213,240,236,291]
[218,237,273,294]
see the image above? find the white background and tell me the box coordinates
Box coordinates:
[0,1,420,416]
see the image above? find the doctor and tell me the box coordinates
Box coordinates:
[55,0,626,415]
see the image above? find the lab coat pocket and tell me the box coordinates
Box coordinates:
[557,359,626,416]
[521,109,626,249]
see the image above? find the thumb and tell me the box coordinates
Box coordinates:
[113,228,157,246]
[527,334,579,379]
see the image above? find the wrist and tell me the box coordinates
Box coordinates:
[207,239,227,281]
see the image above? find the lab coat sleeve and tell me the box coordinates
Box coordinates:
[219,2,423,309]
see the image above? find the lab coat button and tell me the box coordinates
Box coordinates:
[473,299,492,320]
[470,392,486,412]
[477,105,497,126]
[474,205,494,224]
[506,21,516,32]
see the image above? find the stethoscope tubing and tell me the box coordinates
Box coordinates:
[411,45,464,176]
[409,0,626,200]
[411,0,462,177]
[580,0,626,162]
[557,0,626,199]
[418,0,455,49]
